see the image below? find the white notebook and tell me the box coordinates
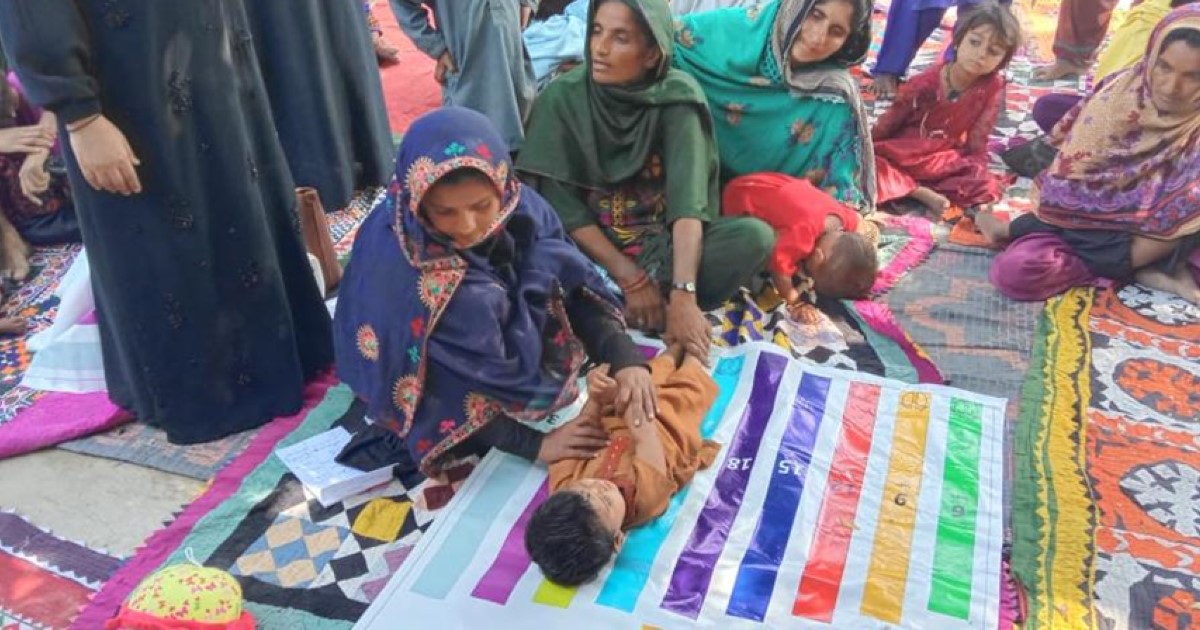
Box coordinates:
[275,427,394,507]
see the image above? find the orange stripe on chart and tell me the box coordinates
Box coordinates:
[793,382,883,622]
[860,391,933,624]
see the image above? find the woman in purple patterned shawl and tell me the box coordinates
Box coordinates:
[334,107,658,476]
[978,5,1200,304]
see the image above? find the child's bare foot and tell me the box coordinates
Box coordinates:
[0,317,25,335]
[869,74,899,98]
[974,208,1011,244]
[909,186,951,215]
[1033,59,1086,82]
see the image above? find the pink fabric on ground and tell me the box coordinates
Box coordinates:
[989,233,1100,301]
[0,393,131,459]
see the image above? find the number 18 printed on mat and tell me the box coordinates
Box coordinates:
[357,342,1007,629]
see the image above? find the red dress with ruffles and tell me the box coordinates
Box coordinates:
[872,63,1004,208]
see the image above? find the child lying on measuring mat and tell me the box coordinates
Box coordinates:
[525,344,719,586]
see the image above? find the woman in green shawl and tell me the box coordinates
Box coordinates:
[518,0,775,361]
[673,0,877,212]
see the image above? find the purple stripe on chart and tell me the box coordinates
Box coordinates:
[471,481,549,604]
[726,372,831,621]
[660,352,787,619]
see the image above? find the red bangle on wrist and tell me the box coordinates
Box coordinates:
[618,270,651,293]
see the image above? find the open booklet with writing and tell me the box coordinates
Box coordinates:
[275,426,394,507]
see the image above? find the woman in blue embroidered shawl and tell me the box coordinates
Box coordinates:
[334,107,656,476]
[673,0,877,212]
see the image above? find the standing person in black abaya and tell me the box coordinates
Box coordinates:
[0,1,334,444]
[245,0,394,213]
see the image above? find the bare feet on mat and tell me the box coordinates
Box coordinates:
[374,33,400,64]
[869,74,899,98]
[1033,59,1086,82]
[1135,265,1200,305]
[0,218,31,282]
[974,207,1011,244]
[909,186,951,215]
[0,317,26,336]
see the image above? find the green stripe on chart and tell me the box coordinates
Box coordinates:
[928,398,985,620]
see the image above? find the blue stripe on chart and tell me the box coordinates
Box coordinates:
[595,355,747,612]
[660,352,788,619]
[411,455,529,599]
[726,372,832,621]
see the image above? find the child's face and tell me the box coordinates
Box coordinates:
[566,478,626,535]
[955,25,1010,78]
[421,175,502,250]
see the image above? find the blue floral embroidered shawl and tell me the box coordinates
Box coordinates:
[334,107,622,474]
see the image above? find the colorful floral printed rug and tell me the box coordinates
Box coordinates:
[0,510,124,629]
[1012,286,1200,629]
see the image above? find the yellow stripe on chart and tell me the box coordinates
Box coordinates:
[861,391,932,624]
[533,579,576,609]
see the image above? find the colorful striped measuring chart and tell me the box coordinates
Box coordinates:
[355,342,1007,629]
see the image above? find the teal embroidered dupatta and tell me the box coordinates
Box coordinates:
[673,0,876,212]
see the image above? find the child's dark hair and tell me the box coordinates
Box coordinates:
[953,1,1022,71]
[1170,0,1197,9]
[525,491,618,587]
[817,232,878,299]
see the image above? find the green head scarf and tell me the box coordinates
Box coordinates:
[517,0,720,214]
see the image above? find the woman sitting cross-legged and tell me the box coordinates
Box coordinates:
[518,0,775,362]
[334,107,660,477]
[978,6,1200,304]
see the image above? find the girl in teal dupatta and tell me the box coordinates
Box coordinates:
[674,0,877,212]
